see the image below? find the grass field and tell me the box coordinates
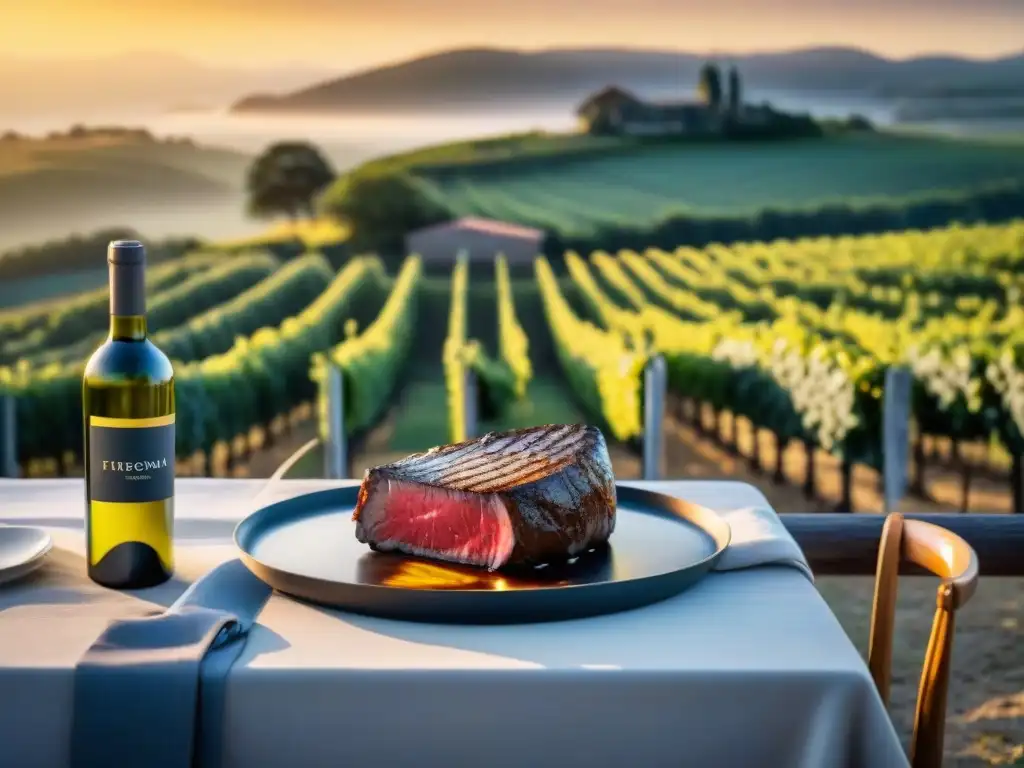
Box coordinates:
[216,218,350,250]
[417,133,1024,235]
[350,130,628,178]
[386,377,451,452]
[483,376,587,432]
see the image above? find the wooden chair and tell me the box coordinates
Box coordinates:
[867,513,979,768]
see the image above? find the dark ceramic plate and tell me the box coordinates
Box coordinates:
[233,484,731,624]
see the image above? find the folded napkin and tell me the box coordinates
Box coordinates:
[712,506,814,582]
[70,559,272,768]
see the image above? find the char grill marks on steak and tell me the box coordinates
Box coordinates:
[353,424,616,571]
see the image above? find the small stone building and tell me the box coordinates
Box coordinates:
[576,86,723,137]
[404,217,545,266]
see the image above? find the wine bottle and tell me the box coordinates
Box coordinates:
[83,240,175,588]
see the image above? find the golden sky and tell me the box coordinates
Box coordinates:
[4,0,1022,67]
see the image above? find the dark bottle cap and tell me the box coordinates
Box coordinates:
[108,240,146,266]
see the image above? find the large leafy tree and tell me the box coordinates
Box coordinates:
[321,171,450,261]
[697,62,723,110]
[246,141,336,220]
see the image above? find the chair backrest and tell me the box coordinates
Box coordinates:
[867,513,979,768]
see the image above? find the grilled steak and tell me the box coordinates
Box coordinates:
[353,424,616,570]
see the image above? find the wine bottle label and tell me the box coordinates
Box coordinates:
[88,414,175,503]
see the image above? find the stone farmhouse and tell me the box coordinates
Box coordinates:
[576,85,774,138]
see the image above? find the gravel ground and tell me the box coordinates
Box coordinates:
[818,576,1024,767]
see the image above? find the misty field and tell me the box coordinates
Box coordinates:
[418,133,1024,235]
[0,130,254,250]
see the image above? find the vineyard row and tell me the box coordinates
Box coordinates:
[1,219,1022,495]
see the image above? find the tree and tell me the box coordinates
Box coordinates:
[320,171,450,262]
[246,141,336,220]
[697,62,723,110]
[728,66,742,114]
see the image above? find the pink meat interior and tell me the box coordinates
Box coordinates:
[357,479,515,571]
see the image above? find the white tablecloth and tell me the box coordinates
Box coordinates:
[0,479,908,768]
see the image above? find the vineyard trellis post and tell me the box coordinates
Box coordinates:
[772,434,788,485]
[882,367,912,515]
[837,459,854,513]
[726,412,739,456]
[643,355,666,481]
[463,368,478,441]
[909,428,927,497]
[0,395,16,478]
[747,421,763,474]
[323,364,349,479]
[803,440,816,500]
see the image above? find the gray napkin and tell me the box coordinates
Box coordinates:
[712,506,814,582]
[70,559,272,768]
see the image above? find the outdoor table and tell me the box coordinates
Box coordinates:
[0,478,908,768]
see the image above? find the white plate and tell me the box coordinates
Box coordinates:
[0,525,53,586]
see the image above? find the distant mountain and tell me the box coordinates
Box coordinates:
[0,52,334,116]
[231,46,1024,114]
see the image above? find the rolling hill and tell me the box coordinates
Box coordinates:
[231,46,1024,114]
[0,129,253,251]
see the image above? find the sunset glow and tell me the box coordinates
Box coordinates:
[4,0,1022,68]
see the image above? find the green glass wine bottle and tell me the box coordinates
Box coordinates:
[82,240,175,588]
